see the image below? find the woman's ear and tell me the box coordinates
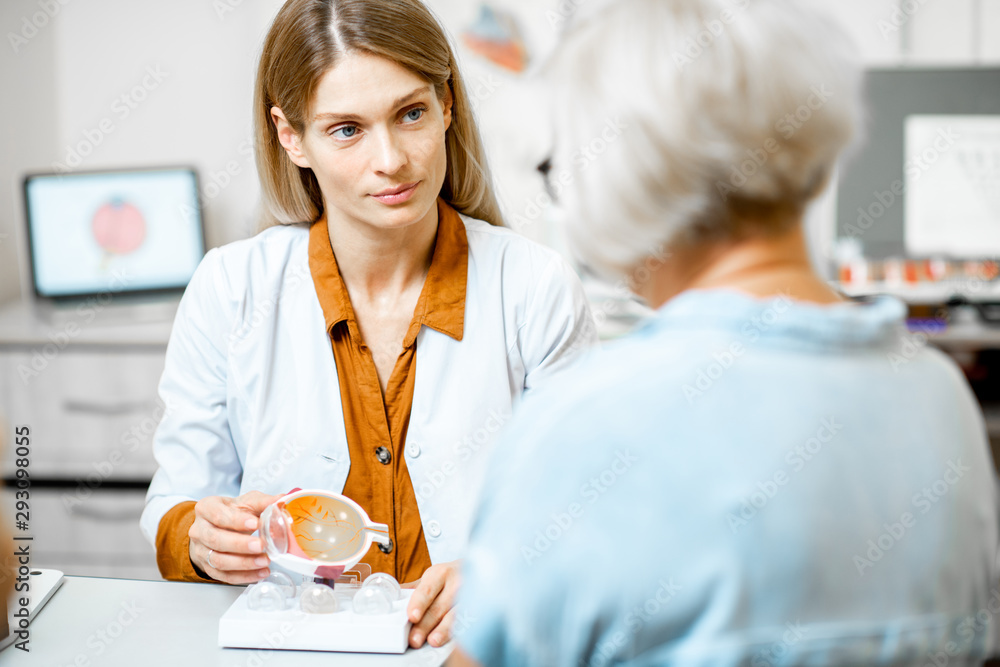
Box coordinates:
[271,106,311,169]
[442,85,453,132]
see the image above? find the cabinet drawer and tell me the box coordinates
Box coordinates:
[1,485,156,585]
[0,349,165,477]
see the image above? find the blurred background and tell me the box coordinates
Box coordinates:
[0,0,999,581]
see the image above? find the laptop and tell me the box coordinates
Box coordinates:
[20,166,206,322]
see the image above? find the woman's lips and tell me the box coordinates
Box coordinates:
[370,181,419,205]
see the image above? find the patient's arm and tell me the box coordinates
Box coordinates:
[446,647,482,667]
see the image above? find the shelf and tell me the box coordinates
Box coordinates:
[838,281,1000,305]
[0,299,176,348]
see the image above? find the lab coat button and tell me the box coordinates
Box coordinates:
[407,443,421,458]
[426,520,441,538]
[378,538,394,554]
[375,447,391,465]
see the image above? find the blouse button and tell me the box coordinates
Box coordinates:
[407,442,421,458]
[426,520,442,538]
[375,447,391,465]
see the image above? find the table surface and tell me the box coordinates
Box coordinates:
[2,575,454,667]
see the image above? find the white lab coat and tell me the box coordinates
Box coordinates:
[140,214,597,567]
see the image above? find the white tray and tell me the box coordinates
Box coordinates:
[218,586,413,654]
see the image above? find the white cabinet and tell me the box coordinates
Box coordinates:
[1,487,155,580]
[0,350,164,479]
[0,301,175,581]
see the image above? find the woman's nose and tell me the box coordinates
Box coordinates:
[371,128,407,175]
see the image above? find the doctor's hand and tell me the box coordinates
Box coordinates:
[403,559,461,648]
[188,490,281,584]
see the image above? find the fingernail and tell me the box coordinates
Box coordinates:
[258,569,270,579]
[410,610,421,622]
[429,634,441,646]
[249,539,262,552]
[245,518,258,530]
[411,632,423,646]
[254,557,268,567]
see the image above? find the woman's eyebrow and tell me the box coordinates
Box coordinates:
[390,85,432,110]
[312,85,432,124]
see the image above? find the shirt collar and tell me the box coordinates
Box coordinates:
[308,197,468,343]
[644,288,908,348]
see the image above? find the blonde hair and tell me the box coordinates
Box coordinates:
[546,0,863,277]
[253,0,504,229]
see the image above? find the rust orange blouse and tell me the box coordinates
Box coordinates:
[154,198,468,584]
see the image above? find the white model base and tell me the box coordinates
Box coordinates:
[218,586,413,654]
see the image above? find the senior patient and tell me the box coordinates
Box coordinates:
[450,0,1000,665]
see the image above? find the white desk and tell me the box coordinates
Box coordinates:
[1,575,453,666]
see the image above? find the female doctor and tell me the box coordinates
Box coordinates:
[139,0,596,649]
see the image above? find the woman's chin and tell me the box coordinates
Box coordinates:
[363,194,437,231]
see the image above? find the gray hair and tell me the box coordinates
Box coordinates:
[544,0,864,277]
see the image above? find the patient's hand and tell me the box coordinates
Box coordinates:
[188,490,280,584]
[404,559,462,648]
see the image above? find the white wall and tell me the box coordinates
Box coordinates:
[1,0,60,304]
[0,0,285,305]
[0,0,996,305]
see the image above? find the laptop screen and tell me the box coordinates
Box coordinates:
[23,167,205,299]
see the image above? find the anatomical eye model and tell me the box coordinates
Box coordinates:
[220,492,411,653]
[286,494,368,561]
[260,488,390,579]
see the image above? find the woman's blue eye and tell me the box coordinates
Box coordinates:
[331,125,357,139]
[404,108,425,122]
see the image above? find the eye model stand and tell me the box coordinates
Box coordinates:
[218,577,413,654]
[220,488,414,654]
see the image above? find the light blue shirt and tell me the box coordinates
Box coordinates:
[458,288,1000,666]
